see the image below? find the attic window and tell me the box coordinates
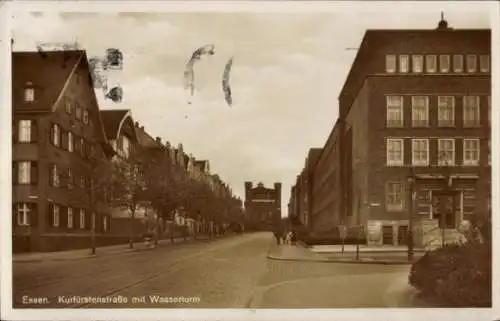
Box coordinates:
[24,88,35,102]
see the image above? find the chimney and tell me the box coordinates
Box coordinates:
[135,121,139,127]
[140,126,144,130]
[156,137,161,144]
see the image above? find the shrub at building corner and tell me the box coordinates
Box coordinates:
[409,216,491,307]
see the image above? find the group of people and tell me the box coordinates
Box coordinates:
[273,229,296,245]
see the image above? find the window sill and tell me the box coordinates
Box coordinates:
[437,125,456,128]
[411,125,430,128]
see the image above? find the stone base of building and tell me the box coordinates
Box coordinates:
[365,219,470,248]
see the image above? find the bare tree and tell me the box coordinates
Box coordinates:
[110,149,148,249]
[62,139,114,255]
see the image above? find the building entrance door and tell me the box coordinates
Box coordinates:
[432,191,458,229]
[382,225,393,245]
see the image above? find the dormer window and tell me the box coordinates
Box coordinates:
[24,88,35,102]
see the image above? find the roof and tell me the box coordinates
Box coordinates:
[339,27,491,100]
[13,50,84,112]
[194,160,208,172]
[99,109,131,140]
[307,148,323,169]
[135,123,162,149]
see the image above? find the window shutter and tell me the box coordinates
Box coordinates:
[12,121,18,143]
[49,124,54,146]
[61,130,68,150]
[47,203,54,228]
[31,162,38,185]
[12,203,18,228]
[31,120,38,143]
[12,162,18,184]
[60,206,68,229]
[30,203,39,227]
[48,165,53,186]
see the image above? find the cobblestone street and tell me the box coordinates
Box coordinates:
[13,232,426,309]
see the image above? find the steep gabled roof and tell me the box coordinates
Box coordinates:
[134,123,162,149]
[12,50,84,113]
[100,109,132,140]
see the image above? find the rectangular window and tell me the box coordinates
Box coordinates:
[18,120,32,143]
[463,96,480,127]
[386,138,404,166]
[80,175,86,188]
[386,55,396,73]
[488,140,491,166]
[438,96,455,127]
[426,55,437,73]
[453,54,463,72]
[53,204,60,227]
[68,207,74,228]
[80,138,85,157]
[412,55,423,73]
[439,55,450,73]
[480,55,490,73]
[386,96,404,127]
[411,96,429,127]
[68,132,74,152]
[466,55,477,73]
[386,182,404,211]
[80,209,86,229]
[24,88,34,102]
[488,96,491,126]
[50,164,60,187]
[17,203,32,226]
[399,55,409,73]
[103,216,108,232]
[463,139,480,166]
[438,139,455,166]
[412,139,429,166]
[52,124,61,147]
[18,161,31,184]
[83,110,89,124]
[75,103,82,120]
[65,99,73,114]
[67,168,73,189]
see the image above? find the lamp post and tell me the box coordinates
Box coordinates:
[407,175,414,262]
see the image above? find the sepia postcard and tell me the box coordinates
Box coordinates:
[1,1,499,321]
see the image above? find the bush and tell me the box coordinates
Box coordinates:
[409,217,491,307]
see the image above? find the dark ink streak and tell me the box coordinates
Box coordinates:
[105,48,123,70]
[222,57,233,107]
[183,44,215,103]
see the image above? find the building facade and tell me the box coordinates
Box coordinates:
[310,122,342,234]
[12,51,115,252]
[244,182,282,231]
[338,19,491,246]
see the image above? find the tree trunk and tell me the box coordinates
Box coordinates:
[170,211,175,244]
[154,215,160,246]
[129,208,135,249]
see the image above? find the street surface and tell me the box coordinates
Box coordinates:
[13,232,425,308]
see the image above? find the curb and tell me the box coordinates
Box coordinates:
[267,254,414,265]
[13,234,235,264]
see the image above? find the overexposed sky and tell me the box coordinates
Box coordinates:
[10,3,491,215]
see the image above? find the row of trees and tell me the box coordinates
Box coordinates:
[73,139,244,253]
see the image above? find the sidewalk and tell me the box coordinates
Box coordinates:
[13,234,226,263]
[267,244,425,265]
[310,244,426,254]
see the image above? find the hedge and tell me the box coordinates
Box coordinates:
[409,218,491,307]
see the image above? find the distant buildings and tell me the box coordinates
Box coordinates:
[12,50,240,252]
[244,182,281,231]
[289,17,491,247]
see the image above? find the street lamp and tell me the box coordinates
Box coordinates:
[407,174,415,262]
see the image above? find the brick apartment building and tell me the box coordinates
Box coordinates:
[12,50,116,252]
[289,18,491,247]
[244,182,282,231]
[12,50,241,252]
